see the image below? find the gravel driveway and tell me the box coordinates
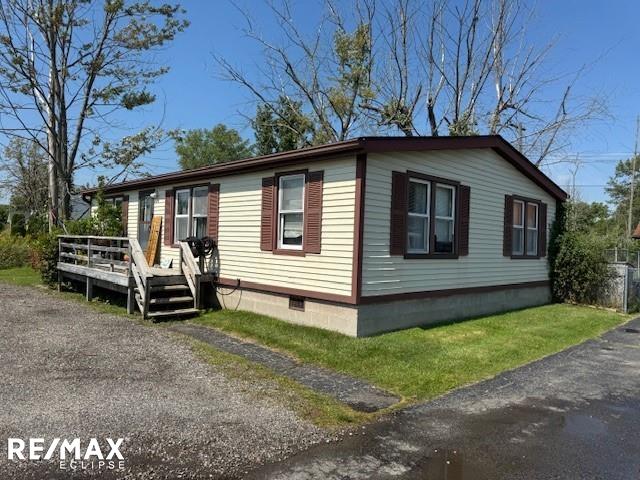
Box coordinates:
[0,284,327,479]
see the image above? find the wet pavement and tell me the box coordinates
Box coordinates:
[247,318,640,479]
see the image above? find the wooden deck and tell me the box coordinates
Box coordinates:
[57,235,209,319]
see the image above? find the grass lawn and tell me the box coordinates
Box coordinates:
[0,266,128,315]
[194,304,630,403]
[0,266,41,286]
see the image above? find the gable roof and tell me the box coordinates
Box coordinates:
[632,223,640,240]
[82,135,567,201]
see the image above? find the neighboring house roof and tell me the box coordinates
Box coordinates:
[632,223,640,239]
[82,135,568,201]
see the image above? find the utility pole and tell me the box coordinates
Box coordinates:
[627,115,640,237]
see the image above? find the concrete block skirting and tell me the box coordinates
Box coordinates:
[214,287,360,337]
[212,283,552,337]
[356,285,552,336]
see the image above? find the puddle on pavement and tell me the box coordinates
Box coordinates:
[412,448,465,479]
[563,413,607,437]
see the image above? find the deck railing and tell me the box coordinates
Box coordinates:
[58,235,131,273]
[179,241,201,309]
[57,235,203,316]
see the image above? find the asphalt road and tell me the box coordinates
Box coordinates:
[247,317,640,480]
[0,284,327,479]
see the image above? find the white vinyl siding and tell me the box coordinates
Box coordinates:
[121,157,356,296]
[362,149,555,296]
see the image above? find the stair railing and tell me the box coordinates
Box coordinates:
[129,238,152,317]
[179,241,201,309]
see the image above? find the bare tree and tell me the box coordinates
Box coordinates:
[216,0,375,144]
[0,0,188,229]
[223,0,606,167]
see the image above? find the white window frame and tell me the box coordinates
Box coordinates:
[512,199,525,256]
[278,173,305,250]
[526,202,539,256]
[174,188,191,242]
[191,186,209,238]
[434,183,456,253]
[174,186,210,241]
[407,178,431,254]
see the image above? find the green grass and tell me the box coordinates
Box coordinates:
[194,304,630,403]
[0,266,41,286]
[183,336,369,428]
[0,266,129,315]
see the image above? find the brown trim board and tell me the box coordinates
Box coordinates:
[82,136,567,202]
[352,153,366,303]
[216,277,357,305]
[215,277,550,307]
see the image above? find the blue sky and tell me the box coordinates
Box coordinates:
[80,0,640,204]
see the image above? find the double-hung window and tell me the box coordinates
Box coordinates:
[512,199,525,255]
[526,203,539,256]
[509,197,542,258]
[174,186,209,241]
[407,179,430,253]
[434,185,455,253]
[278,174,305,250]
[406,176,457,256]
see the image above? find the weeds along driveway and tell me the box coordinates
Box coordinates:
[0,283,328,479]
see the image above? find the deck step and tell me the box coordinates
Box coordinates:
[150,284,191,292]
[147,307,200,319]
[149,296,193,305]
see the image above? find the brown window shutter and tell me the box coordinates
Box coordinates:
[260,176,275,251]
[390,171,408,255]
[121,195,129,236]
[458,185,471,256]
[208,183,220,240]
[503,195,513,256]
[164,189,174,246]
[539,202,548,257]
[304,171,323,254]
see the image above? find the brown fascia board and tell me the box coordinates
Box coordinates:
[82,135,567,201]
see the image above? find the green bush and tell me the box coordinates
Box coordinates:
[29,186,123,285]
[31,231,60,285]
[0,234,30,269]
[9,212,26,236]
[26,214,48,236]
[551,230,613,304]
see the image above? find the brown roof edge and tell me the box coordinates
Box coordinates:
[81,135,567,201]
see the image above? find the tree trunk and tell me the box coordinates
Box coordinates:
[61,173,72,221]
[47,131,58,231]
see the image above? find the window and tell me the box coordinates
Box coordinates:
[407,180,430,253]
[512,199,525,255]
[174,186,209,241]
[105,196,123,208]
[406,176,457,256]
[278,174,305,250]
[192,186,208,238]
[435,185,455,253]
[526,203,538,256]
[508,197,542,258]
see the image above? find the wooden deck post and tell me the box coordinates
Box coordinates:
[127,285,135,314]
[86,277,93,301]
[142,277,151,319]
